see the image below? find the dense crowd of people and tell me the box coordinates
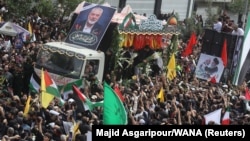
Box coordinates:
[0,6,249,141]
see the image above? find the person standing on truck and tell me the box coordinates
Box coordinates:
[73,7,104,36]
[231,24,244,36]
[213,17,222,32]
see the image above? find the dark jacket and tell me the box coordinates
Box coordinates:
[72,20,103,36]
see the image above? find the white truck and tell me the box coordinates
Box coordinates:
[34,41,105,85]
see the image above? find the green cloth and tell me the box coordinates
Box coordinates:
[103,82,127,125]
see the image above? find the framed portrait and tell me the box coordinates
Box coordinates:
[65,2,116,50]
[195,53,224,82]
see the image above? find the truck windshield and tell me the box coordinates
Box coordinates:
[35,45,84,79]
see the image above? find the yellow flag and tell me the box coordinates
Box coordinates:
[40,69,54,108]
[166,53,176,80]
[28,22,32,34]
[157,87,164,102]
[23,95,31,117]
[73,121,81,139]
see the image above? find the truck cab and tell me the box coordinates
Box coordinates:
[34,41,105,85]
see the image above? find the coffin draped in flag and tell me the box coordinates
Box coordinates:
[233,14,250,86]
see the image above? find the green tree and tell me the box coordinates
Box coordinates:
[5,0,33,20]
[204,0,218,28]
[4,0,105,21]
[34,0,58,18]
[226,0,249,14]
[179,12,202,42]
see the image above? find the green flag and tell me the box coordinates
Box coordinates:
[103,82,127,125]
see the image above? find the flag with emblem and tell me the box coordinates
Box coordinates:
[103,82,127,125]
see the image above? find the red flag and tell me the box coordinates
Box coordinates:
[221,39,228,67]
[114,86,125,102]
[182,32,197,57]
[210,76,217,84]
[245,88,250,101]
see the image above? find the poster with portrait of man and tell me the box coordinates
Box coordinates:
[195,53,225,82]
[65,2,116,50]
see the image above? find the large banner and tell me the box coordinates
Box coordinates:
[195,53,224,82]
[65,3,116,50]
[233,13,250,86]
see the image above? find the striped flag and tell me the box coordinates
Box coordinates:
[72,85,103,111]
[29,72,41,94]
[40,69,61,108]
[233,13,250,85]
[119,12,137,30]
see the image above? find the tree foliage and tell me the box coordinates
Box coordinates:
[4,0,105,21]
[5,0,33,20]
[226,0,249,14]
[204,0,218,28]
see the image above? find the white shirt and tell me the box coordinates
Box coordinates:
[232,28,244,36]
[213,21,222,32]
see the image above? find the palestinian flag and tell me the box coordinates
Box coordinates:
[40,69,61,108]
[29,72,41,94]
[72,85,103,111]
